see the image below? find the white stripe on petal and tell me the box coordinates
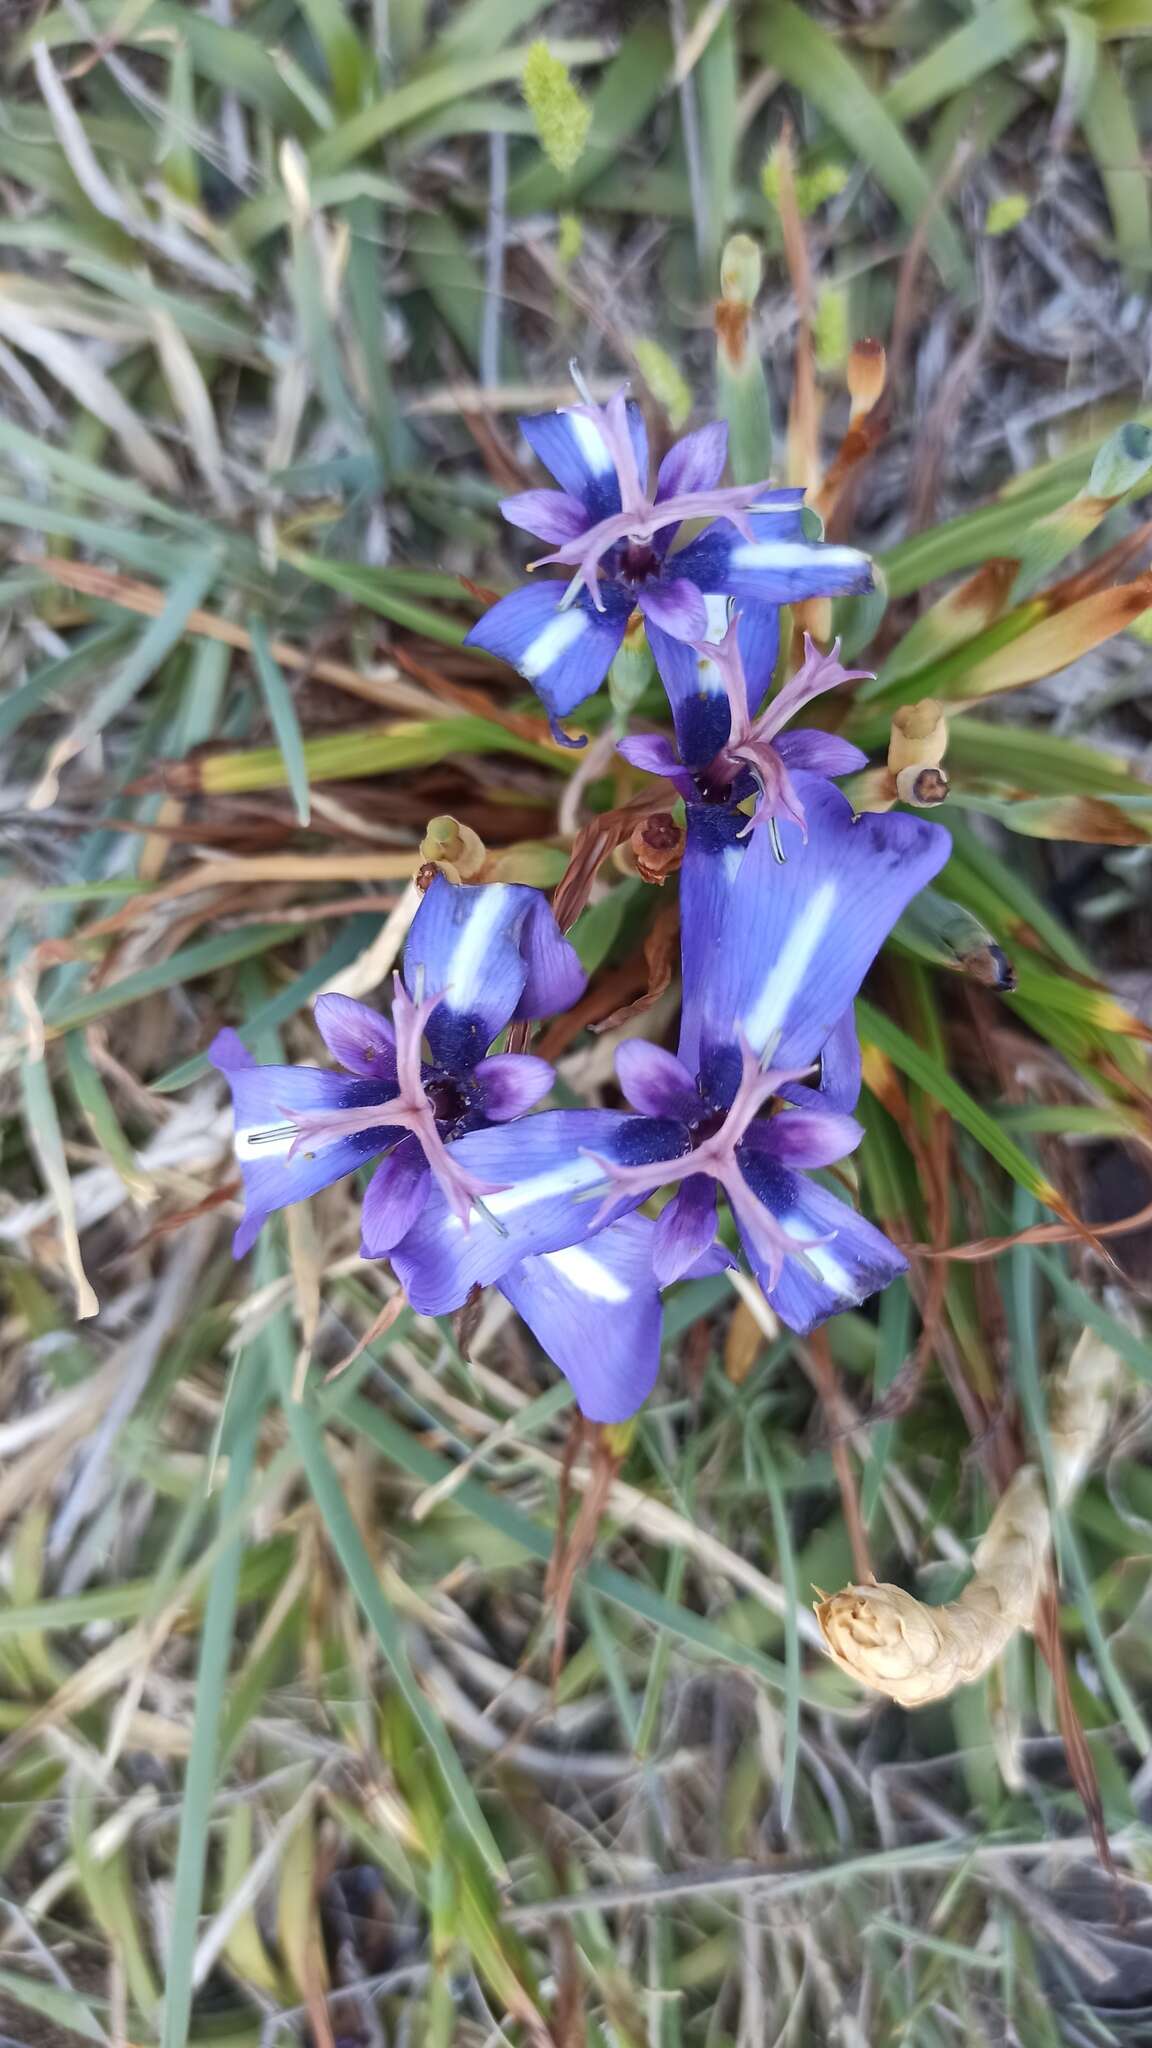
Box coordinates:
[518,608,588,680]
[484,1152,605,1218]
[235,1125,295,1160]
[568,412,612,473]
[730,540,864,574]
[782,1216,850,1292]
[695,593,733,692]
[442,884,513,1008]
[543,1242,632,1302]
[741,879,838,1053]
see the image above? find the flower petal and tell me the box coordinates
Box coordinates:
[519,397,648,521]
[498,1216,664,1422]
[745,1107,864,1170]
[779,1006,862,1115]
[402,879,584,1069]
[209,1036,399,1257]
[476,1052,555,1120]
[515,889,587,1018]
[616,1039,700,1121]
[312,993,397,1083]
[755,636,872,740]
[403,877,529,1067]
[735,1148,907,1333]
[360,1136,431,1256]
[734,601,781,719]
[647,591,738,769]
[696,776,950,1080]
[666,492,807,586]
[615,731,696,801]
[638,576,709,642]
[672,506,871,608]
[464,581,630,720]
[652,1174,718,1285]
[655,420,728,502]
[499,488,589,543]
[676,803,749,1073]
[388,1109,637,1312]
[775,729,869,778]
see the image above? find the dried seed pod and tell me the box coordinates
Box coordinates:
[630,811,684,884]
[888,698,948,774]
[887,699,949,806]
[894,763,950,807]
[816,1328,1125,1708]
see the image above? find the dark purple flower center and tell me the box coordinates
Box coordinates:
[618,540,661,585]
[426,1072,477,1135]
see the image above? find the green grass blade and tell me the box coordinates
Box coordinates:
[159,1307,272,2048]
[883,0,1038,123]
[247,617,311,827]
[1081,45,1152,268]
[41,923,300,1035]
[278,1365,507,1880]
[758,1,967,287]
[856,998,1063,1207]
[312,39,606,173]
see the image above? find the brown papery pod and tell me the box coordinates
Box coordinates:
[816,1328,1125,1708]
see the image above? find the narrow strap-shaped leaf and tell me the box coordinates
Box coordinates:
[857,998,1063,1208]
[247,617,311,826]
[758,1,968,287]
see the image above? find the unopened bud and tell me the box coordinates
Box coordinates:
[630,811,684,884]
[720,233,763,307]
[1087,421,1152,504]
[895,763,950,806]
[420,814,487,882]
[888,698,948,775]
[609,611,656,720]
[847,338,886,424]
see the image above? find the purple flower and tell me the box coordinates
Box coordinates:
[619,618,870,842]
[465,386,873,735]
[210,873,714,1424]
[210,877,583,1257]
[387,780,950,1386]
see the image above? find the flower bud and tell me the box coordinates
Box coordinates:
[420,814,487,883]
[608,610,656,720]
[720,233,763,307]
[1087,421,1152,504]
[846,337,886,424]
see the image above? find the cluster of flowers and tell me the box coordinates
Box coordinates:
[212,389,950,1422]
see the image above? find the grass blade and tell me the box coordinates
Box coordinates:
[247,617,311,827]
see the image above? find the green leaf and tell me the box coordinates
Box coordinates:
[757,1,968,288]
[159,1285,273,2048]
[247,618,310,827]
[856,998,1064,1208]
[41,923,300,1036]
[311,39,606,174]
[0,1967,107,2045]
[277,1361,507,1881]
[63,549,223,753]
[1081,45,1152,268]
[883,0,1038,123]
[283,546,470,644]
[151,913,382,1094]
